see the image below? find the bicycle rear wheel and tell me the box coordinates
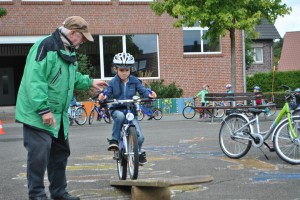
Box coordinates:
[137,110,144,121]
[88,108,95,125]
[117,141,127,180]
[104,111,112,124]
[153,108,163,120]
[75,107,87,125]
[182,106,196,119]
[127,127,139,180]
[219,115,252,159]
[273,116,300,164]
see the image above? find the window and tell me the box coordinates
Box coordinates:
[98,34,159,79]
[253,47,263,63]
[183,23,221,54]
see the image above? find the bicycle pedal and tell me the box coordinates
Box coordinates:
[269,148,275,152]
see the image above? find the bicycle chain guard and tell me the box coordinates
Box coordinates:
[251,133,264,148]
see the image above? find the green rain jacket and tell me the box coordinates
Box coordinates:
[16,29,93,139]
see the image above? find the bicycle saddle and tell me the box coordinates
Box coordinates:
[248,108,265,115]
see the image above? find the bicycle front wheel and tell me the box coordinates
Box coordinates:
[127,127,139,180]
[117,141,127,180]
[214,108,225,118]
[153,108,163,120]
[219,115,252,159]
[273,116,300,164]
[267,102,276,116]
[75,107,87,125]
[137,110,144,121]
[182,106,196,119]
[88,108,95,125]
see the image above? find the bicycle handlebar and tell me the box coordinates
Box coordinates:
[103,98,154,105]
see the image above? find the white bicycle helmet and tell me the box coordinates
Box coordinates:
[254,86,261,91]
[113,52,135,68]
[226,84,232,88]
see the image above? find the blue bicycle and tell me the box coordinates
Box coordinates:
[137,102,163,121]
[88,98,111,125]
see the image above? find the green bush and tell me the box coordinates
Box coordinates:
[247,70,300,93]
[74,53,96,101]
[145,80,183,98]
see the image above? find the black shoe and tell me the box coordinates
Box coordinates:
[29,194,51,200]
[148,116,154,120]
[139,152,147,165]
[108,139,119,151]
[51,192,80,200]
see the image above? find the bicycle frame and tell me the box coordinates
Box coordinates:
[224,102,297,144]
[140,104,152,117]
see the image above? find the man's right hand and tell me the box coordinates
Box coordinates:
[42,112,57,129]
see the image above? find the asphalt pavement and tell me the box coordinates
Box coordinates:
[1,113,300,200]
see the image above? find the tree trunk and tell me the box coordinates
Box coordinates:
[230,28,236,92]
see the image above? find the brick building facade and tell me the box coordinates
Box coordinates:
[0,0,245,106]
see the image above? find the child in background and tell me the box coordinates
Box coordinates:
[253,86,271,116]
[194,84,209,106]
[226,84,233,106]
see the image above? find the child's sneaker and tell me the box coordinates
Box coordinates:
[108,139,118,151]
[139,152,147,165]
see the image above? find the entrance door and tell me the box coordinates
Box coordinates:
[0,68,15,106]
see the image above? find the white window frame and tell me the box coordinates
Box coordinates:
[183,26,221,55]
[71,0,110,1]
[253,47,263,64]
[99,34,160,80]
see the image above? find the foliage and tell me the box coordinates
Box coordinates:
[246,70,300,93]
[151,0,291,91]
[273,38,283,67]
[145,80,183,98]
[0,8,7,18]
[245,37,255,69]
[74,53,97,101]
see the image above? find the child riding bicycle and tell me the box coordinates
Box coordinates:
[98,52,157,165]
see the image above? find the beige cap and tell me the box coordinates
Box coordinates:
[63,16,94,42]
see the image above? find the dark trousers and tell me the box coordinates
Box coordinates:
[23,124,70,198]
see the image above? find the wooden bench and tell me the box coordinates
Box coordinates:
[193,92,275,122]
[110,175,213,200]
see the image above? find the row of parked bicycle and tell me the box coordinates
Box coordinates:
[68,97,163,126]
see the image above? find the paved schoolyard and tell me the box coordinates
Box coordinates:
[1,114,300,200]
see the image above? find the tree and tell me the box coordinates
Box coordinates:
[0,8,7,18]
[151,0,291,92]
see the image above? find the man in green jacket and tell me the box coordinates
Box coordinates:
[16,16,107,200]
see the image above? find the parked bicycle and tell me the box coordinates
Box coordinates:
[88,98,111,125]
[219,85,300,164]
[104,96,153,180]
[68,104,87,126]
[182,98,225,120]
[137,101,163,121]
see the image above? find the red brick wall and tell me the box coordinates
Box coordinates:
[0,0,244,97]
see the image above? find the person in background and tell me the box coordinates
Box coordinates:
[98,52,157,165]
[253,86,271,116]
[194,84,209,106]
[15,16,107,200]
[226,84,233,106]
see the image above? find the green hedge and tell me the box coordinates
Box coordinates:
[246,70,300,93]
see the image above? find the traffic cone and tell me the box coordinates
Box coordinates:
[0,120,6,134]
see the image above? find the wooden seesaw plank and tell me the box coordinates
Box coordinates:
[110,175,214,200]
